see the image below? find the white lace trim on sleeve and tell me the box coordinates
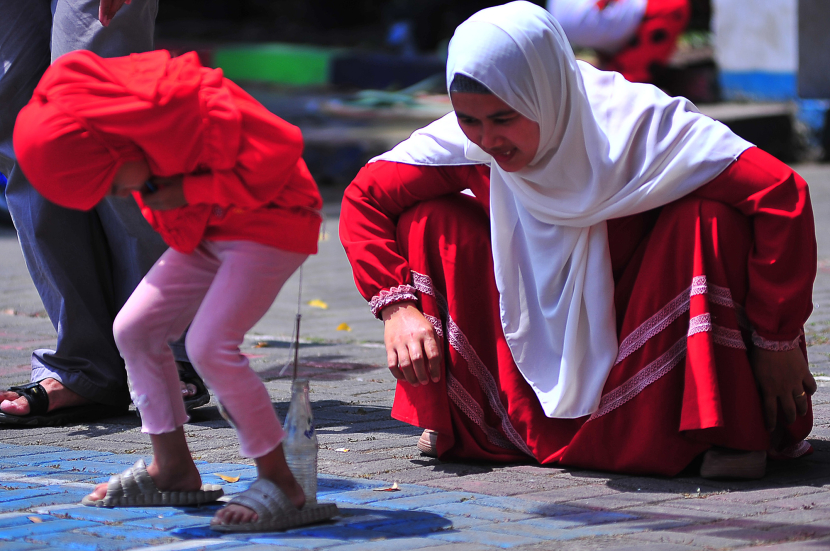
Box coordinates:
[369,285,419,318]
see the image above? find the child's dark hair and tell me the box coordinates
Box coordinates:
[449,74,493,94]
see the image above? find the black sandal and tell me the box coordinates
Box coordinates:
[177,362,210,412]
[0,381,128,427]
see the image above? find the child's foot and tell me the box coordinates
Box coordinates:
[85,457,203,502]
[212,476,305,526]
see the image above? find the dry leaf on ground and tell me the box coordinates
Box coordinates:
[216,474,241,483]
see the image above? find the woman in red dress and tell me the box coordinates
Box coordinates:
[339,1,816,478]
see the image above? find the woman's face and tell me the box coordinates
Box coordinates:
[451,92,540,172]
[110,159,151,197]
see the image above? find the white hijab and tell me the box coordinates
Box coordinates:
[375,1,751,418]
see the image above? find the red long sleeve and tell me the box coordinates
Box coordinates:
[690,147,816,345]
[339,161,489,315]
[181,81,306,209]
[341,149,815,341]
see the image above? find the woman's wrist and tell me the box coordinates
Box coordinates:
[381,301,419,322]
[369,284,418,318]
[751,330,802,352]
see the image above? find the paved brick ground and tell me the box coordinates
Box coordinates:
[0,162,828,549]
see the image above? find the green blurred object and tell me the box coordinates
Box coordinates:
[213,44,338,86]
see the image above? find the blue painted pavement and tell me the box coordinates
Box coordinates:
[0,443,658,550]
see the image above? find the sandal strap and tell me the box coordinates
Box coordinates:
[105,459,159,500]
[8,382,49,416]
[227,478,296,519]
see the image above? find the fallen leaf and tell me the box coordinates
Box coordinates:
[27,517,43,523]
[336,322,352,332]
[334,448,350,452]
[253,341,270,348]
[308,299,329,309]
[216,474,241,483]
[373,482,400,492]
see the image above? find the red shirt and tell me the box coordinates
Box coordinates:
[16,50,321,254]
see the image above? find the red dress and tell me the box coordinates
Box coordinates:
[339,147,816,476]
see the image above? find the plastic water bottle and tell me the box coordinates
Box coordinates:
[282,378,318,505]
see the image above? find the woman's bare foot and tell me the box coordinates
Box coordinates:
[0,378,196,420]
[0,378,89,415]
[699,447,767,479]
[211,444,305,527]
[418,429,439,457]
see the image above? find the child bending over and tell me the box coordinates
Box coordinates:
[14,49,333,532]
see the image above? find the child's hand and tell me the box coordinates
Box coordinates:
[141,176,187,210]
[98,0,131,26]
[749,346,816,431]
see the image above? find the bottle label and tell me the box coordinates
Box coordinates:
[304,423,315,439]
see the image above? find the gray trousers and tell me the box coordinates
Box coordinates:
[0,0,181,407]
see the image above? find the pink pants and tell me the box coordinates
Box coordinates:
[114,240,307,458]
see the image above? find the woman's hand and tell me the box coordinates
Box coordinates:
[381,301,443,386]
[140,176,187,210]
[750,345,817,431]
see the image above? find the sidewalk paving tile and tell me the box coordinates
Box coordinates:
[2,442,744,550]
[750,536,830,549]
[332,506,447,529]
[0,450,111,466]
[374,517,479,537]
[246,534,357,548]
[0,467,67,479]
[331,538,448,551]
[470,496,588,517]
[509,511,639,530]
[630,528,764,549]
[0,488,64,503]
[422,503,537,522]
[0,513,55,528]
[26,473,110,484]
[121,540,238,551]
[3,438,830,550]
[0,444,64,457]
[213,545,305,551]
[34,504,163,523]
[0,489,91,514]
[80,524,184,544]
[421,528,547,548]
[26,532,144,551]
[329,486,446,505]
[0,518,97,539]
[122,509,222,531]
[369,492,492,511]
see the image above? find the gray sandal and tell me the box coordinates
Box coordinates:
[82,459,224,507]
[211,477,338,532]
